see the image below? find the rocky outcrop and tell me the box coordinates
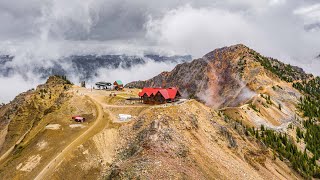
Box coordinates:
[105,100,301,179]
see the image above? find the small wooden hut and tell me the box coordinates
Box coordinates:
[113,80,124,90]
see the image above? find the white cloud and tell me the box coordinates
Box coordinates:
[269,0,286,6]
[145,4,320,71]
[0,74,44,103]
[91,60,178,87]
[294,3,320,25]
[145,5,258,56]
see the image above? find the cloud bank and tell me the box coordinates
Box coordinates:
[0,0,320,103]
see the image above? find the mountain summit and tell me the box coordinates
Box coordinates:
[126,44,311,108]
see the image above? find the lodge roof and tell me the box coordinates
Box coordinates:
[138,87,180,100]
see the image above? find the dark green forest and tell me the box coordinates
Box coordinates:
[245,125,320,178]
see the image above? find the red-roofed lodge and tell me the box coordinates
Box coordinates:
[138,87,181,104]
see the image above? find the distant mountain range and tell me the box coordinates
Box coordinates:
[0,54,192,80]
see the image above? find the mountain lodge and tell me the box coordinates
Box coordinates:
[138,87,181,104]
[114,80,124,90]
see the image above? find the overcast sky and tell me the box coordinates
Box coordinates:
[0,0,319,59]
[0,0,320,102]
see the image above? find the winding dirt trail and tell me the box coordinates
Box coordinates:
[34,88,188,179]
[34,96,108,180]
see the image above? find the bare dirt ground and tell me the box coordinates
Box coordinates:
[103,99,301,179]
[34,93,108,180]
[0,89,98,179]
[33,87,152,179]
[0,87,189,179]
[0,86,303,180]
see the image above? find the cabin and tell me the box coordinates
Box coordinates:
[95,82,112,89]
[72,116,86,123]
[138,87,181,104]
[114,80,124,90]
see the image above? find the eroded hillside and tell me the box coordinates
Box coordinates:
[105,100,301,179]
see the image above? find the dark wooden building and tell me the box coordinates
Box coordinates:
[113,80,124,90]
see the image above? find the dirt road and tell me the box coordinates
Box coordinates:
[34,87,186,179]
[34,96,108,180]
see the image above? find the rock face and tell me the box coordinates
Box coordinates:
[126,44,311,108]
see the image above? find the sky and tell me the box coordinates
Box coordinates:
[0,0,320,102]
